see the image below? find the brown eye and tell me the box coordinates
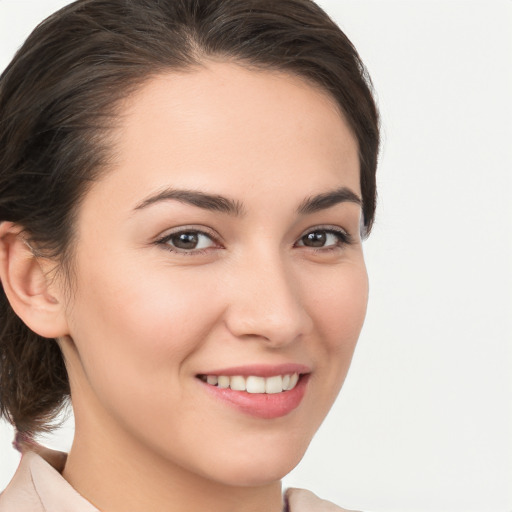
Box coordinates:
[302,231,327,247]
[170,232,199,249]
[297,229,350,249]
[159,230,216,252]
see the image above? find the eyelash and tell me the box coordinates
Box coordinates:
[296,227,354,253]
[155,228,219,256]
[155,226,353,255]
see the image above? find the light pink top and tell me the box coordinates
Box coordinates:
[0,446,353,511]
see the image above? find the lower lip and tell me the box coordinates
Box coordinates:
[199,374,309,419]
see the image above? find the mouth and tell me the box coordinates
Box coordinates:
[197,372,300,394]
[196,365,310,419]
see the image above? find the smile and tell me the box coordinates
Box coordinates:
[197,366,310,419]
[198,373,300,394]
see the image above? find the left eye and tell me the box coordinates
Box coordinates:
[296,229,348,248]
[160,231,215,251]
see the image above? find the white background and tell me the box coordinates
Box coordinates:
[0,1,511,511]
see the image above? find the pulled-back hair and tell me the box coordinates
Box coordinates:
[0,0,379,436]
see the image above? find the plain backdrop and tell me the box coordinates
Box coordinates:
[0,1,511,511]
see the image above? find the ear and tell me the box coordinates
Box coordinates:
[0,222,69,339]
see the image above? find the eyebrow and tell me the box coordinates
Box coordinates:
[297,186,362,214]
[133,186,361,216]
[134,188,245,216]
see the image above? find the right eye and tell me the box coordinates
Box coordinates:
[156,229,217,254]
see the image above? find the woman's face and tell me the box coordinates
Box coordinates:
[59,62,367,486]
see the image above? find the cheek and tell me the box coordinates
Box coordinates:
[306,260,368,353]
[64,258,228,461]
[302,259,368,408]
[66,256,223,397]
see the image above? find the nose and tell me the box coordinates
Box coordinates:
[223,250,313,348]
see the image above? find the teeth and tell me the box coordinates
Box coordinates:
[230,375,246,391]
[288,373,299,390]
[246,376,265,393]
[201,373,301,393]
[218,376,230,389]
[206,375,218,386]
[265,375,283,394]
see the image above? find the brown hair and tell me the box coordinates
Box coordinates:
[0,0,379,436]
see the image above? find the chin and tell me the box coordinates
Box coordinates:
[205,442,309,487]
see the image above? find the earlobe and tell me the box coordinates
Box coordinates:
[0,222,69,339]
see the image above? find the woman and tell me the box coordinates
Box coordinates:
[0,0,379,510]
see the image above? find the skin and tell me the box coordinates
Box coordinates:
[1,62,367,512]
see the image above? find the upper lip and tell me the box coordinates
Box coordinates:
[196,363,311,378]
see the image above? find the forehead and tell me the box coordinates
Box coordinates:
[88,61,360,212]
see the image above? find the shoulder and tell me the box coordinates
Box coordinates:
[0,451,45,512]
[285,488,361,512]
[0,445,98,512]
